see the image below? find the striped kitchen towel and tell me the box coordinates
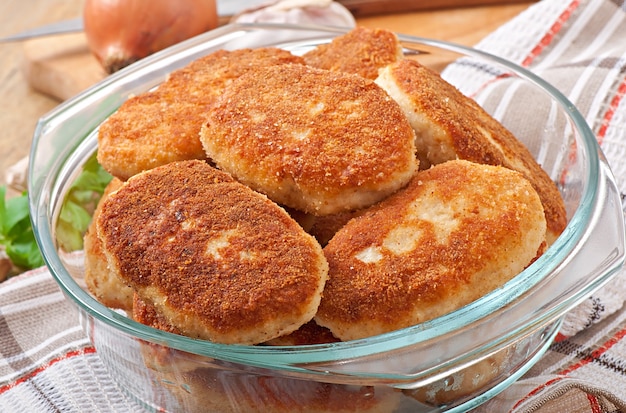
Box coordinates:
[446,0,626,340]
[0,267,146,412]
[468,0,626,411]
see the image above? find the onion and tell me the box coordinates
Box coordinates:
[83,0,218,74]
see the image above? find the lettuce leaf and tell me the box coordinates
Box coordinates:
[56,153,112,252]
[0,152,112,274]
[0,186,44,269]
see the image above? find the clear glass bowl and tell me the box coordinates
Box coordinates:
[29,23,625,412]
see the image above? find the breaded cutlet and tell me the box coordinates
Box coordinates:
[263,320,339,346]
[303,26,403,80]
[132,293,181,335]
[154,366,402,413]
[97,92,208,181]
[405,347,512,406]
[97,48,304,181]
[201,63,418,216]
[132,293,211,376]
[96,160,328,345]
[159,47,305,105]
[83,177,134,312]
[289,208,364,247]
[375,59,566,244]
[315,160,547,341]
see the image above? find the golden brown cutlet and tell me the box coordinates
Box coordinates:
[132,293,181,335]
[151,365,402,413]
[405,346,512,406]
[315,160,547,341]
[288,208,364,247]
[375,59,566,244]
[303,26,403,80]
[159,47,305,105]
[132,293,211,377]
[263,320,339,346]
[96,160,328,345]
[84,177,134,312]
[97,91,209,181]
[201,63,419,216]
[97,48,304,181]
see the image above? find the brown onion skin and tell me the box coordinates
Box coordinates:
[84,0,218,74]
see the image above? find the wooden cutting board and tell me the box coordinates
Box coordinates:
[22,33,105,101]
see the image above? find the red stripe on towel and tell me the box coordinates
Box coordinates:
[511,377,564,411]
[597,76,626,144]
[587,394,603,413]
[559,325,626,375]
[521,0,580,67]
[0,346,97,395]
[512,326,626,411]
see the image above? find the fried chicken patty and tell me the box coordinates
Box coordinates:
[404,346,512,406]
[375,59,566,244]
[315,160,547,341]
[263,320,339,346]
[159,47,305,105]
[132,293,180,335]
[83,177,134,312]
[153,366,402,413]
[96,160,328,345]
[97,92,208,181]
[97,48,304,181]
[303,26,403,80]
[200,63,419,216]
[288,208,365,247]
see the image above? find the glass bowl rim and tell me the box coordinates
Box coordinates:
[29,22,603,370]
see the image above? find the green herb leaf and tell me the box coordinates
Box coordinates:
[56,152,112,252]
[0,186,44,270]
[5,227,44,269]
[4,192,30,232]
[0,152,112,276]
[57,200,94,251]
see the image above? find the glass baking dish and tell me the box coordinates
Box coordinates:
[29,23,625,412]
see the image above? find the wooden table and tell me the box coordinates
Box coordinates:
[0,0,534,184]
